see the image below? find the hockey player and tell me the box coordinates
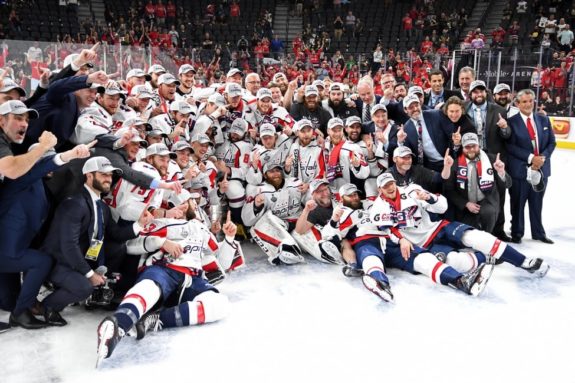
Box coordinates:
[96,209,239,367]
[284,119,326,187]
[221,82,254,132]
[369,173,550,277]
[214,119,253,222]
[322,183,494,302]
[127,85,154,120]
[362,104,395,171]
[242,161,306,265]
[245,88,295,137]
[324,117,370,198]
[321,82,359,120]
[192,92,227,152]
[246,123,292,193]
[148,73,179,116]
[175,64,196,101]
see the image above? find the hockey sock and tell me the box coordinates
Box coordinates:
[160,291,229,328]
[413,252,461,285]
[115,279,161,332]
[362,256,389,285]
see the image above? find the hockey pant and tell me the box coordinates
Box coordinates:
[431,222,527,270]
[250,211,305,265]
[292,227,344,264]
[355,238,464,287]
[114,266,229,333]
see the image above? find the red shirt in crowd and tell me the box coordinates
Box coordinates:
[155,4,167,18]
[167,2,176,18]
[230,3,240,17]
[145,3,155,17]
[402,16,413,31]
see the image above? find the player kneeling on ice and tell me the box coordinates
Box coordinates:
[242,161,310,265]
[96,200,241,366]
[370,173,550,278]
[321,183,494,302]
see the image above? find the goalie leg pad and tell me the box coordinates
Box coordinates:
[251,212,304,265]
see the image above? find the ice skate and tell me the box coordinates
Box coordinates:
[362,274,394,302]
[521,258,550,278]
[96,316,123,368]
[454,262,495,297]
[135,311,162,340]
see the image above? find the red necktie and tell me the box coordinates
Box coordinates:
[526,117,539,155]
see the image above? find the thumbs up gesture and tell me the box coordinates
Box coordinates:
[331,203,345,222]
[493,152,505,176]
[222,211,237,238]
[397,125,407,143]
[496,113,508,129]
[452,126,461,146]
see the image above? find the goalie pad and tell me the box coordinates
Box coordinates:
[250,211,304,265]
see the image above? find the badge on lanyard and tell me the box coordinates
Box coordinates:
[86,239,104,261]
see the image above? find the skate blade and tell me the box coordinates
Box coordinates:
[470,263,495,297]
[95,321,114,368]
[537,263,550,278]
[362,275,394,303]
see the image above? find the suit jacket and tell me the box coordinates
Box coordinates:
[0,156,60,258]
[42,187,139,275]
[354,96,382,120]
[387,109,452,169]
[506,113,556,179]
[20,75,92,153]
[423,88,462,106]
[464,101,511,160]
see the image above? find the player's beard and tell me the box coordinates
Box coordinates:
[185,206,197,221]
[343,198,362,210]
[93,178,111,194]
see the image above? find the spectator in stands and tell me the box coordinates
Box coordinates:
[270,35,285,60]
[230,1,241,20]
[456,66,475,101]
[558,24,574,53]
[345,10,356,34]
[333,16,344,41]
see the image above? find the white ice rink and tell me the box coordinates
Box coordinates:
[2,149,575,383]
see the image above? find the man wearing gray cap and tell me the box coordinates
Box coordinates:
[41,157,153,325]
[176,64,196,101]
[493,83,519,117]
[246,87,295,136]
[242,161,307,265]
[444,133,511,233]
[321,82,359,120]
[284,119,325,185]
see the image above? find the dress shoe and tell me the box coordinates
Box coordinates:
[510,236,522,244]
[534,236,554,244]
[494,232,512,242]
[9,310,48,330]
[44,308,68,326]
[0,321,10,333]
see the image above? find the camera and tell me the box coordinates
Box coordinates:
[85,267,121,308]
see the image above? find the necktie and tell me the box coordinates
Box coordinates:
[363,103,371,123]
[526,117,539,155]
[417,120,424,163]
[468,161,479,203]
[474,107,484,148]
[96,200,105,241]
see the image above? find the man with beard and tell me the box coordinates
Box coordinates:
[324,117,369,196]
[290,85,332,137]
[388,94,451,171]
[246,123,292,193]
[148,73,180,117]
[284,119,325,189]
[322,182,493,302]
[464,80,511,241]
[147,64,167,90]
[41,157,153,326]
[369,173,549,282]
[493,83,519,117]
[246,88,295,136]
[393,83,407,102]
[424,69,462,108]
[96,205,238,366]
[175,64,196,101]
[272,72,289,95]
[242,161,307,265]
[387,146,452,193]
[443,133,511,233]
[321,82,359,119]
[72,81,127,144]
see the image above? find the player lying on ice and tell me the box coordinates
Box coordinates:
[96,195,242,367]
[369,173,550,282]
[321,183,495,302]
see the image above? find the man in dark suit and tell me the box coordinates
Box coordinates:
[40,157,153,323]
[354,79,382,124]
[383,85,432,125]
[465,80,511,241]
[444,133,512,233]
[424,69,462,108]
[506,89,556,244]
[387,95,452,172]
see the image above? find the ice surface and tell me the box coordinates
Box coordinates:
[2,150,575,383]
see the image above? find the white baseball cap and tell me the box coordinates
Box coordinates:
[293,118,314,133]
[259,123,276,137]
[191,133,213,145]
[82,156,122,175]
[263,161,283,173]
[0,78,26,97]
[169,100,194,115]
[310,179,330,194]
[327,117,344,130]
[493,83,511,94]
[305,85,319,97]
[208,92,226,107]
[329,82,343,92]
[338,183,359,197]
[461,132,480,147]
[393,146,414,158]
[229,118,248,136]
[99,81,127,96]
[256,88,273,100]
[226,68,243,78]
[272,72,287,82]
[126,68,151,81]
[371,104,387,116]
[178,64,197,76]
[158,73,181,86]
[469,80,487,92]
[312,80,325,89]
[172,141,192,151]
[376,172,396,188]
[131,85,155,99]
[148,64,167,74]
[345,116,362,127]
[114,127,148,147]
[225,82,243,97]
[121,117,151,130]
[403,94,420,108]
[146,143,176,159]
[0,100,39,119]
[407,85,424,96]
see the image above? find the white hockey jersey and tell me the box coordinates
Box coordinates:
[242,177,304,226]
[285,139,326,183]
[245,104,295,133]
[214,140,253,181]
[71,105,113,144]
[369,184,448,247]
[321,206,389,246]
[105,161,164,222]
[126,218,245,276]
[245,135,293,186]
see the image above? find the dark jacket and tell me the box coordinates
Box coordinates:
[464,101,511,160]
